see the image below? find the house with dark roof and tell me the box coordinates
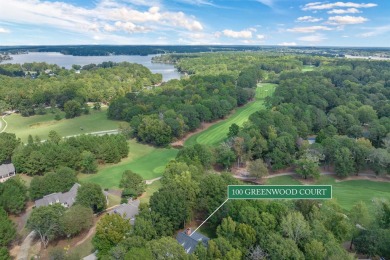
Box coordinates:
[35,183,80,208]
[0,163,16,183]
[176,228,210,254]
[109,199,140,225]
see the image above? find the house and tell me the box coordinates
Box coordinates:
[176,228,209,254]
[0,163,16,183]
[109,199,140,225]
[35,183,80,208]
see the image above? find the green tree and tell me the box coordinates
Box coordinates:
[248,158,268,178]
[93,213,132,257]
[61,205,94,237]
[0,247,10,260]
[227,123,240,139]
[304,239,327,260]
[147,237,187,260]
[0,207,16,247]
[48,130,61,144]
[281,211,310,245]
[295,153,320,179]
[27,204,66,248]
[75,183,106,213]
[215,143,236,170]
[125,247,153,260]
[0,133,20,163]
[64,100,82,119]
[80,151,98,174]
[119,170,146,198]
[334,147,354,177]
[0,177,27,214]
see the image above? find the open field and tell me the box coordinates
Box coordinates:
[185,83,276,147]
[80,139,178,189]
[265,175,390,211]
[4,108,120,142]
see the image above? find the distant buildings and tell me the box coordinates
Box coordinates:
[109,199,140,225]
[0,163,16,183]
[176,228,209,254]
[35,183,80,208]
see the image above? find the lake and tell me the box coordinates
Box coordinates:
[5,52,181,82]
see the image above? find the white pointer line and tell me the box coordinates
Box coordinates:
[190,198,229,236]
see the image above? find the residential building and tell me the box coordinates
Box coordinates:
[0,163,16,183]
[35,183,80,208]
[176,228,209,254]
[109,199,140,225]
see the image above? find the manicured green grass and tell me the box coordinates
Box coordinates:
[107,193,121,208]
[185,83,276,147]
[79,139,178,189]
[302,65,316,72]
[5,108,120,142]
[316,175,390,211]
[264,175,390,211]
[265,175,302,185]
[140,180,162,204]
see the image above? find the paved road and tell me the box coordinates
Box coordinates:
[16,231,36,260]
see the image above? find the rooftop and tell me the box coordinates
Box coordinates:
[109,199,140,225]
[35,183,80,208]
[176,229,209,254]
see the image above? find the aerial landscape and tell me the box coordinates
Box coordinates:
[0,0,390,259]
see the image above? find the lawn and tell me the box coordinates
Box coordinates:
[302,65,316,72]
[5,108,120,142]
[264,175,390,211]
[265,175,302,185]
[185,83,276,147]
[140,180,162,204]
[79,139,178,189]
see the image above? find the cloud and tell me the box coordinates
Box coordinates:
[298,34,327,42]
[257,0,274,7]
[174,0,215,6]
[0,0,204,38]
[327,15,368,25]
[359,25,390,37]
[222,29,252,38]
[303,2,377,11]
[0,27,10,33]
[296,16,323,22]
[277,42,297,46]
[257,34,265,39]
[327,8,361,14]
[287,25,332,33]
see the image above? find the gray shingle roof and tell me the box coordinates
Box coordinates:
[35,183,80,208]
[109,199,140,225]
[0,163,15,178]
[176,230,209,254]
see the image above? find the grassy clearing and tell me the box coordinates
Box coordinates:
[80,139,178,189]
[5,108,120,142]
[264,175,390,211]
[302,65,316,72]
[185,83,276,147]
[140,180,162,204]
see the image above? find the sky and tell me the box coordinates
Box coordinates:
[0,0,389,47]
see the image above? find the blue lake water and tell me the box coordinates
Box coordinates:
[5,52,181,82]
